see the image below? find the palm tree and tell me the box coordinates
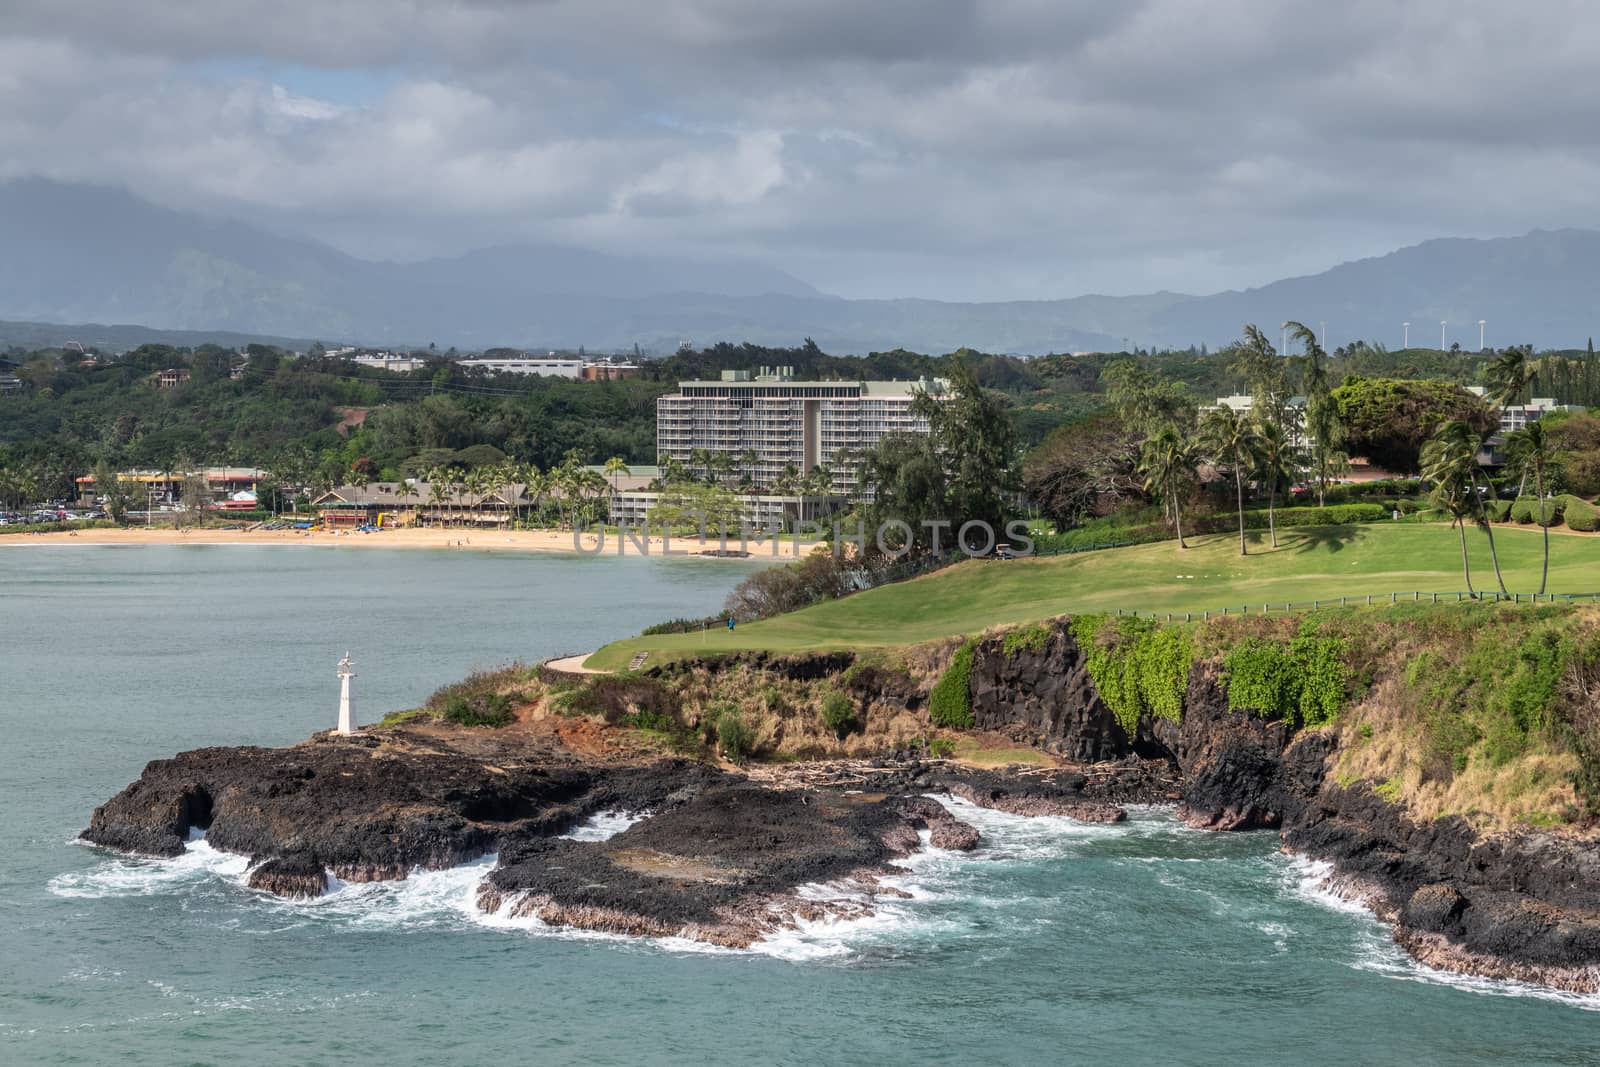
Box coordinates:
[517,463,546,526]
[1254,419,1301,549]
[688,447,714,483]
[392,479,418,524]
[1486,345,1534,408]
[603,455,630,496]
[1201,406,1263,556]
[773,462,802,527]
[1422,420,1508,595]
[656,454,689,487]
[803,464,834,524]
[1138,426,1200,550]
[1505,422,1556,594]
[1287,321,1343,506]
[424,467,449,527]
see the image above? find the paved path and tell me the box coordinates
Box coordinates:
[544,652,604,674]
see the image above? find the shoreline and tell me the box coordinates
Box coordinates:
[0,526,820,559]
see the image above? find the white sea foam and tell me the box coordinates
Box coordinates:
[557,810,648,842]
[50,838,248,899]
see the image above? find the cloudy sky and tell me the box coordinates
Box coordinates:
[3,1,1597,301]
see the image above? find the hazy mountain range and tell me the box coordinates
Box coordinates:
[3,179,1598,354]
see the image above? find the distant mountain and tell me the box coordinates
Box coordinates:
[2,179,1598,353]
[1140,230,1600,351]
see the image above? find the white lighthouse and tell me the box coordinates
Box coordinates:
[336,651,357,735]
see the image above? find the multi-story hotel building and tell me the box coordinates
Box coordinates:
[656,367,946,496]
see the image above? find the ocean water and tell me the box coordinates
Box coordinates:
[3,545,1599,1066]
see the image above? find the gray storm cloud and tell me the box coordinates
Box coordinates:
[2,0,1597,299]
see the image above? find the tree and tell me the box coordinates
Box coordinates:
[1022,414,1141,530]
[1137,426,1199,550]
[1201,406,1263,556]
[1105,360,1196,436]
[1421,420,1507,595]
[802,463,834,523]
[1504,422,1556,595]
[1331,377,1497,474]
[425,467,449,527]
[1229,325,1291,431]
[603,455,630,495]
[1485,346,1534,407]
[1253,419,1301,549]
[178,469,211,528]
[93,460,139,524]
[1287,321,1343,505]
[910,358,1015,539]
[773,461,802,526]
[861,433,948,554]
[391,478,418,522]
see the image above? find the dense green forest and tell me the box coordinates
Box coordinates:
[4,333,1600,507]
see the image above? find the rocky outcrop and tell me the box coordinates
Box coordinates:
[247,851,326,897]
[83,727,1062,949]
[967,624,1128,762]
[476,784,982,947]
[942,774,1127,822]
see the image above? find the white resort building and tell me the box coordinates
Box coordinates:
[655,366,946,496]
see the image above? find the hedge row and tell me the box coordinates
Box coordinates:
[1567,495,1599,533]
[1510,497,1565,527]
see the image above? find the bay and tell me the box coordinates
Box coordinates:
[2,546,1596,1066]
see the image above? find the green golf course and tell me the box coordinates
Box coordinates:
[584,523,1600,670]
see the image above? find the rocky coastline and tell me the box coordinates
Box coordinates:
[81,620,1600,992]
[81,725,1163,949]
[966,623,1600,995]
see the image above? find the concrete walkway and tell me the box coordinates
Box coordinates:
[545,652,604,674]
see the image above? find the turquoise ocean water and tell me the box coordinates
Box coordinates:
[2,545,1597,1066]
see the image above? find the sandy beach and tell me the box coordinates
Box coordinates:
[0,525,820,558]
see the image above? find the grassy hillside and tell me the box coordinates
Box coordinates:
[586,523,1600,670]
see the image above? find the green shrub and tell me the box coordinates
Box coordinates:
[929,639,977,728]
[927,737,956,758]
[1402,616,1579,779]
[438,691,514,727]
[1565,495,1598,532]
[641,615,723,636]
[1485,499,1512,523]
[1222,625,1347,728]
[1069,615,1193,737]
[1002,623,1052,657]
[1510,496,1565,527]
[820,689,859,737]
[715,709,755,762]
[424,667,526,727]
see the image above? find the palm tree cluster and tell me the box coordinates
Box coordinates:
[1135,401,1307,558]
[373,450,627,529]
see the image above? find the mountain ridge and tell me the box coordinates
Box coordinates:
[4,179,1598,353]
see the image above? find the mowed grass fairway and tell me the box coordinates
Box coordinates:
[584,524,1600,670]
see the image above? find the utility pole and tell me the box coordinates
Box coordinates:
[1403,322,1410,349]
[1478,320,1487,351]
[1441,320,1448,350]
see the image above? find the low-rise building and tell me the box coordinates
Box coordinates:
[352,353,429,373]
[154,367,190,390]
[458,357,586,378]
[74,467,265,506]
